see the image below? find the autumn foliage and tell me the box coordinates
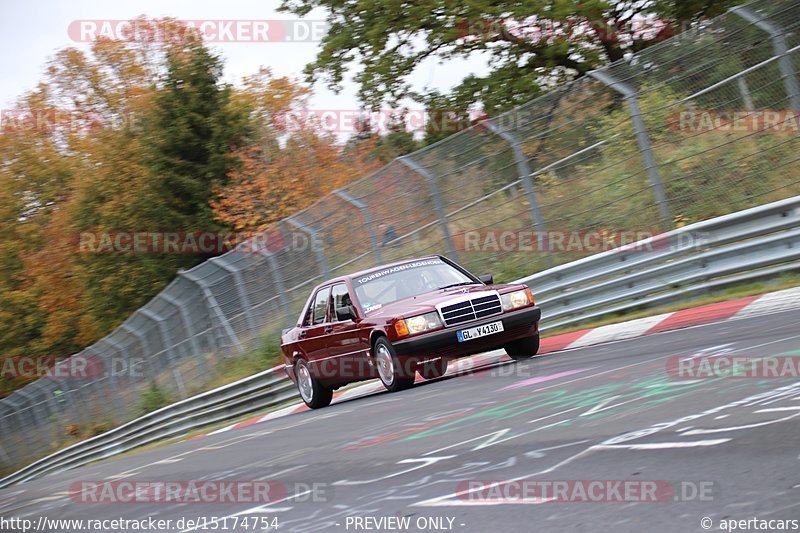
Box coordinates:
[0,20,381,396]
[212,134,381,232]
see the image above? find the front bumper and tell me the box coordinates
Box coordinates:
[392,304,541,359]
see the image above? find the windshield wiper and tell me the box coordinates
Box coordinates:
[438,282,478,290]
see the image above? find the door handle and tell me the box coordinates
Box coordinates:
[324,326,333,333]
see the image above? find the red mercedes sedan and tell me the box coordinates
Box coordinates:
[280,256,541,408]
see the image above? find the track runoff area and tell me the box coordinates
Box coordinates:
[1,304,800,533]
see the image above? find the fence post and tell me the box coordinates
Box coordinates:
[257,249,294,326]
[138,309,188,399]
[286,218,330,279]
[731,6,800,111]
[482,119,551,265]
[1,398,36,457]
[737,77,755,111]
[120,323,155,380]
[334,189,383,264]
[179,270,245,355]
[159,292,206,373]
[397,156,460,262]
[16,390,43,427]
[209,257,258,336]
[588,69,672,229]
[48,370,88,426]
[96,338,133,421]
[0,410,12,465]
[12,391,42,455]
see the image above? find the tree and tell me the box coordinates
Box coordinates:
[0,24,258,364]
[344,111,419,163]
[212,130,381,233]
[143,40,251,229]
[279,0,738,117]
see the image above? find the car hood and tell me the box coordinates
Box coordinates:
[363,283,524,319]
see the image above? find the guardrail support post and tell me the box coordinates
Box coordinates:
[179,271,245,355]
[286,218,330,279]
[731,6,800,111]
[398,156,460,262]
[483,119,551,265]
[334,189,383,264]
[588,69,672,229]
[139,309,188,399]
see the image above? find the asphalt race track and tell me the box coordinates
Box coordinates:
[2,310,800,533]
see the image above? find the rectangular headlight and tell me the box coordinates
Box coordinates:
[396,312,443,336]
[501,288,534,311]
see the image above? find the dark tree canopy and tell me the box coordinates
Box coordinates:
[280,0,739,116]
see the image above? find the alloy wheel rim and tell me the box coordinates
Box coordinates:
[297,363,313,403]
[375,344,395,386]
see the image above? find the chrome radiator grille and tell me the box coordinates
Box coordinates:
[439,294,502,326]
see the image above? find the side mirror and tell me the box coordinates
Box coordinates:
[479,274,494,285]
[335,305,357,321]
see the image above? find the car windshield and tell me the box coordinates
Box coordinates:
[352,259,476,312]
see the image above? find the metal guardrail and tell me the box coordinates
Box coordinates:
[6,0,800,473]
[2,195,799,490]
[0,366,296,489]
[519,195,800,330]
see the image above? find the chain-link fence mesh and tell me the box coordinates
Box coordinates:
[3,0,800,471]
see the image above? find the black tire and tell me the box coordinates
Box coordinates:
[419,358,448,380]
[504,335,540,361]
[373,337,415,392]
[295,358,333,409]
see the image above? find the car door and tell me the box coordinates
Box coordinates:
[324,283,370,381]
[298,286,331,376]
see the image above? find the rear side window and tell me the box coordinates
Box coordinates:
[311,288,330,325]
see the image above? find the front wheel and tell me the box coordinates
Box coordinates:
[295,358,333,409]
[419,358,448,380]
[374,337,415,392]
[504,335,540,361]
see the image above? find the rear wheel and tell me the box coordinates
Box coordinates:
[295,358,333,409]
[504,335,540,361]
[374,337,415,392]
[419,358,448,380]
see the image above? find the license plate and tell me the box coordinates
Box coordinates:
[457,321,504,342]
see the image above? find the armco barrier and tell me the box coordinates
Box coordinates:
[5,0,800,470]
[2,195,799,489]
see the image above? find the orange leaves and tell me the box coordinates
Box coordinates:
[212,133,381,233]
